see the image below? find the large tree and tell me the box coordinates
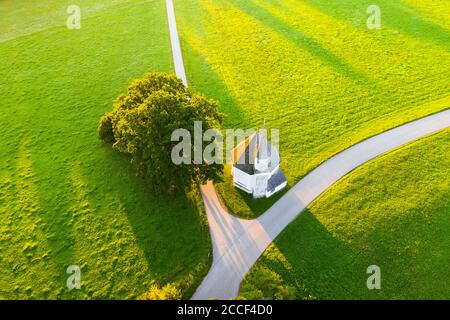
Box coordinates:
[98,72,223,193]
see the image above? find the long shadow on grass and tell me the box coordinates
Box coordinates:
[181,38,290,217]
[215,165,289,219]
[271,200,450,299]
[21,131,82,298]
[83,147,211,294]
[33,155,76,287]
[262,209,376,299]
[304,0,450,51]
[228,0,374,87]
[355,197,450,299]
[181,36,251,128]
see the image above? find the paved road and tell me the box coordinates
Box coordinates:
[164,0,450,301]
[166,0,188,86]
[192,110,450,299]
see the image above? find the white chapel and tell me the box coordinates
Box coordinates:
[231,129,287,198]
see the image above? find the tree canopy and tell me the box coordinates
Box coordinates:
[98,72,223,193]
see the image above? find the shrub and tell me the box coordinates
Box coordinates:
[142,283,182,300]
[239,265,295,300]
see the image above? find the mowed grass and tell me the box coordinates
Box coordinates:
[0,0,211,299]
[175,0,450,218]
[240,130,450,299]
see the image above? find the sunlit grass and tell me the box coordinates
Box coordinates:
[0,0,211,299]
[175,0,450,218]
[0,140,59,298]
[240,130,450,299]
[401,0,450,31]
[1,0,448,300]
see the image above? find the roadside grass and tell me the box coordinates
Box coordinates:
[240,130,450,299]
[0,0,211,299]
[175,0,450,218]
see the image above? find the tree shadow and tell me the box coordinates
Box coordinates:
[0,136,69,298]
[257,191,449,300]
[228,0,375,86]
[258,209,375,299]
[32,144,76,283]
[80,145,212,296]
[210,160,291,219]
[180,34,250,128]
[304,0,450,51]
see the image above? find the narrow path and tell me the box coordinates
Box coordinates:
[192,110,450,299]
[166,0,188,86]
[165,0,450,300]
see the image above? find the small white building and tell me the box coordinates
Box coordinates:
[231,130,287,198]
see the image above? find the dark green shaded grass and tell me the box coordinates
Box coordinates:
[0,0,211,299]
[240,130,450,299]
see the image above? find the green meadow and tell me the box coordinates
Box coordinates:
[1,0,449,300]
[0,0,211,299]
[240,129,450,299]
[175,0,450,218]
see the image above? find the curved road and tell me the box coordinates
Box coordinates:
[165,0,450,300]
[192,110,450,299]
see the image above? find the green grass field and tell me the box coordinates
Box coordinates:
[240,130,449,299]
[1,0,449,300]
[0,0,211,299]
[175,0,450,218]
